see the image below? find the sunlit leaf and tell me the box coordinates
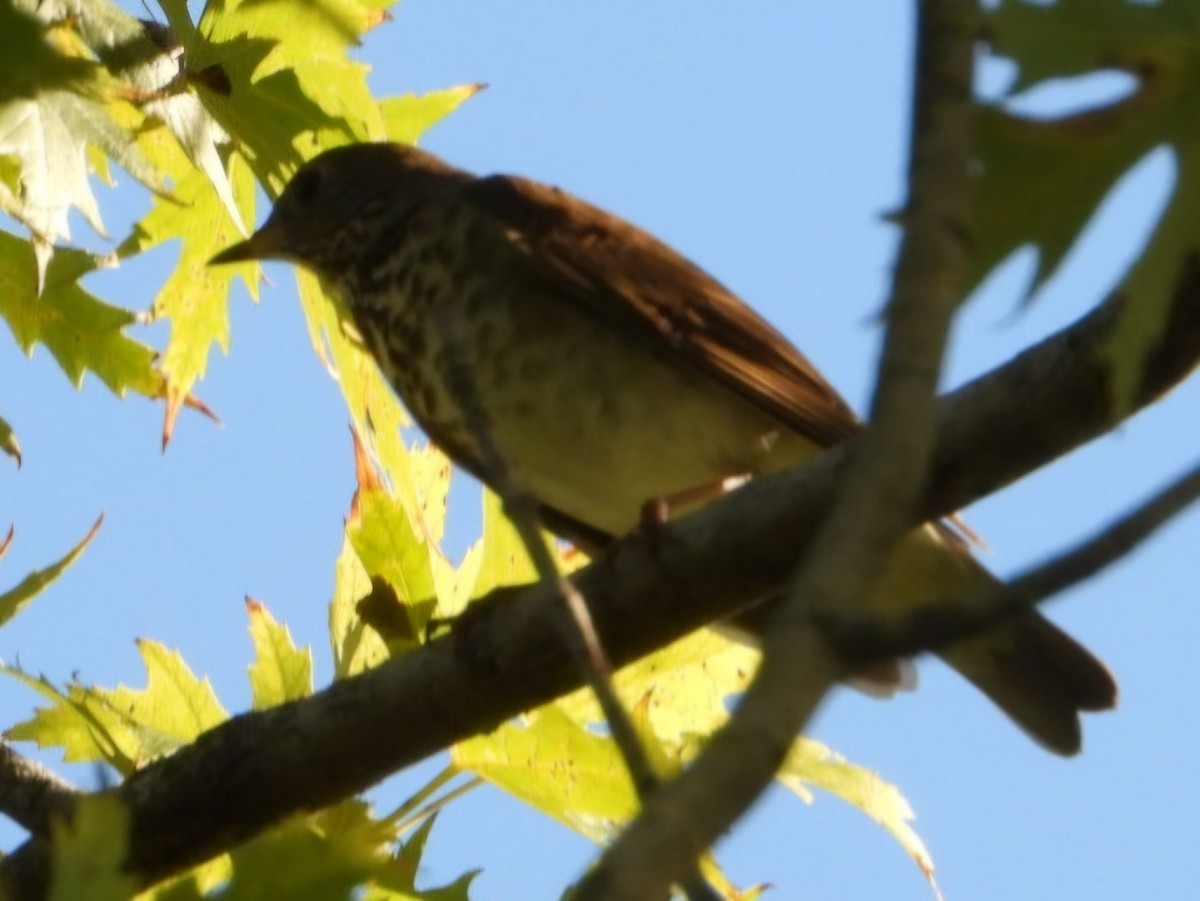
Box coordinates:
[49,794,135,901]
[0,515,101,631]
[119,143,255,444]
[0,1,97,102]
[0,664,136,772]
[0,231,163,397]
[0,412,20,465]
[0,3,166,288]
[184,0,395,192]
[777,740,940,896]
[556,629,753,743]
[346,454,440,648]
[5,639,227,772]
[453,705,637,845]
[366,814,477,901]
[380,84,485,146]
[469,489,537,603]
[208,819,376,901]
[246,598,313,709]
[329,533,390,680]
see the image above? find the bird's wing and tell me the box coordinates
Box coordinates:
[459,174,861,447]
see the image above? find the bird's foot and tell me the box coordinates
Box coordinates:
[638,473,752,532]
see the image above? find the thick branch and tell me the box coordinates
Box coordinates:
[1,261,1198,897]
[0,743,79,837]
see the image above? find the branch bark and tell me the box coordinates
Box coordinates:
[0,743,79,837]
[1,256,1198,898]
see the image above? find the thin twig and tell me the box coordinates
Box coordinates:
[431,307,720,901]
[381,762,459,829]
[820,457,1200,661]
[572,2,977,897]
[0,742,80,837]
[393,776,484,837]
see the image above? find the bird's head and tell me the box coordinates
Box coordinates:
[209,142,469,281]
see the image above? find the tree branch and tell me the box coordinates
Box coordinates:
[0,743,79,837]
[819,456,1200,661]
[1,256,1198,898]
[572,1,977,894]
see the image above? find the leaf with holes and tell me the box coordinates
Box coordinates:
[979,0,1200,402]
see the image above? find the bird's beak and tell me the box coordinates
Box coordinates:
[208,223,285,266]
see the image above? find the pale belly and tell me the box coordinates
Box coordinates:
[373,280,826,538]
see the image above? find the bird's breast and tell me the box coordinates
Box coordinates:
[348,220,821,538]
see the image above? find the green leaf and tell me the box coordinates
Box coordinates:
[366,814,478,901]
[0,6,166,287]
[148,806,407,900]
[5,639,227,772]
[119,144,255,443]
[209,819,377,901]
[469,489,537,603]
[979,0,1200,402]
[0,412,22,466]
[186,0,394,193]
[0,515,101,631]
[453,705,638,845]
[555,628,937,888]
[246,598,313,709]
[451,487,574,623]
[33,0,149,69]
[970,104,1154,297]
[311,798,402,857]
[346,473,440,648]
[380,85,485,146]
[300,277,475,632]
[0,664,136,772]
[0,1,98,102]
[777,740,938,892]
[556,629,756,745]
[102,12,248,239]
[294,272,421,506]
[0,231,164,398]
[0,91,105,285]
[49,794,135,901]
[329,533,390,679]
[301,274,447,652]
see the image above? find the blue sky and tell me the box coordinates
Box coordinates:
[2,3,1199,899]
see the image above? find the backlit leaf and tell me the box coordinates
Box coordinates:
[0,515,101,631]
[246,598,313,709]
[5,639,227,772]
[979,0,1200,402]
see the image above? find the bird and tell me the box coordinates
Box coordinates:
[210,142,1116,754]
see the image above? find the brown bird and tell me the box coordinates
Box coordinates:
[210,142,1116,754]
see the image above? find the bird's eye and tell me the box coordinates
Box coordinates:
[288,166,323,205]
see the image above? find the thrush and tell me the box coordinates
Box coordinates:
[211,142,1116,754]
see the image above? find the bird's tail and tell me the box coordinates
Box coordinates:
[876,525,1117,755]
